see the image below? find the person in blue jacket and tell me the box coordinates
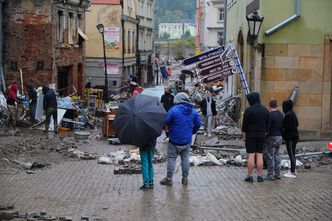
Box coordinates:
[160,92,201,186]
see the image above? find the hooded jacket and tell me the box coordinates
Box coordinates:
[282,100,299,140]
[43,86,57,110]
[242,92,269,138]
[6,84,18,106]
[165,92,201,145]
[27,84,37,105]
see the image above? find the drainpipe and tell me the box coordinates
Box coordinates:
[223,0,227,44]
[265,0,300,36]
[121,1,125,83]
[136,19,141,84]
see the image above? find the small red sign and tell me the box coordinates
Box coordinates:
[328,142,332,151]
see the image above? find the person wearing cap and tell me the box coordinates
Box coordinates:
[160,92,201,186]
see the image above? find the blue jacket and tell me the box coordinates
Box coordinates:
[165,103,201,145]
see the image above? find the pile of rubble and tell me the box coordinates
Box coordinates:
[97,149,166,175]
[0,205,90,221]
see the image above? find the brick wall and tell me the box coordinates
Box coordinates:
[261,43,329,131]
[3,0,86,94]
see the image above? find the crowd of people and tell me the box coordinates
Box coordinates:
[136,85,299,190]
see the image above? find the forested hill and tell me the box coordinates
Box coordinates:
[156,0,196,24]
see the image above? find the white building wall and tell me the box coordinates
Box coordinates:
[159,23,196,39]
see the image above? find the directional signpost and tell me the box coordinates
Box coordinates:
[181,43,250,95]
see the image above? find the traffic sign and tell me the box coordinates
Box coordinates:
[220,44,236,64]
[181,46,225,66]
[201,68,238,84]
[197,59,237,77]
[195,56,221,69]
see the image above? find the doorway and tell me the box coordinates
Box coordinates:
[58,66,70,96]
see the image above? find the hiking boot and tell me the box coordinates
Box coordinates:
[244,175,254,183]
[139,184,150,191]
[257,176,264,182]
[182,177,188,185]
[160,177,173,186]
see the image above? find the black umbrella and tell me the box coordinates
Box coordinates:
[112,94,167,147]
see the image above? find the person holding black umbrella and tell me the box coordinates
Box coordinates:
[160,92,201,186]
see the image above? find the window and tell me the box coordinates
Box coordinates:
[68,12,74,44]
[128,30,131,53]
[57,10,64,42]
[219,8,225,21]
[132,31,135,53]
[77,14,83,30]
[217,32,224,45]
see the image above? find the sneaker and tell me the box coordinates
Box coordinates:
[149,184,154,189]
[182,177,188,185]
[275,174,281,179]
[203,132,207,136]
[265,175,275,181]
[244,175,254,183]
[139,184,150,191]
[160,177,173,186]
[257,176,264,182]
[283,172,296,178]
[208,133,212,137]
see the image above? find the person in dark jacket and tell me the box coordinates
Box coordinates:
[242,92,269,183]
[200,88,217,137]
[160,92,201,186]
[265,99,284,180]
[26,84,38,125]
[160,85,174,112]
[139,138,157,191]
[43,86,58,133]
[282,99,299,178]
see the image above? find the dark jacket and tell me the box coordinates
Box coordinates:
[200,98,217,116]
[42,86,57,110]
[242,92,269,138]
[268,110,284,137]
[140,138,157,151]
[161,92,174,112]
[282,100,299,141]
[165,93,201,145]
[27,84,37,105]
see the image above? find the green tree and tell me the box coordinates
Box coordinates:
[182,30,192,39]
[161,32,170,40]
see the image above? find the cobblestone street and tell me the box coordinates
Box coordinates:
[1,157,331,221]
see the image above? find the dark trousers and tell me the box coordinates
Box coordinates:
[286,139,298,173]
[29,103,37,125]
[45,107,57,131]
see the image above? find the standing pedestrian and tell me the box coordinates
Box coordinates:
[160,85,174,112]
[282,99,299,178]
[26,84,37,125]
[43,86,58,134]
[139,138,157,190]
[179,72,186,88]
[242,92,269,183]
[6,83,19,130]
[200,87,217,137]
[160,92,201,186]
[265,99,284,180]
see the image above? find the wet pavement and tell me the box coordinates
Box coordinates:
[0,130,331,221]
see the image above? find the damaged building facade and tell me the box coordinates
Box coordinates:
[3,0,90,95]
[225,0,332,139]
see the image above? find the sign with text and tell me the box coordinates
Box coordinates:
[181,46,225,66]
[104,27,120,50]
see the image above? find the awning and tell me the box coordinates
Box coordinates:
[78,28,89,41]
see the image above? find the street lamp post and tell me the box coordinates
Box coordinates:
[246,11,264,44]
[96,23,109,104]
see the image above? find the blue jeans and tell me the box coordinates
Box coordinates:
[167,142,190,179]
[265,136,282,177]
[140,149,154,186]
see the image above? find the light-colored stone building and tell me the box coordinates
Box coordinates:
[158,23,196,40]
[136,0,155,86]
[85,0,138,89]
[226,0,332,139]
[198,0,225,51]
